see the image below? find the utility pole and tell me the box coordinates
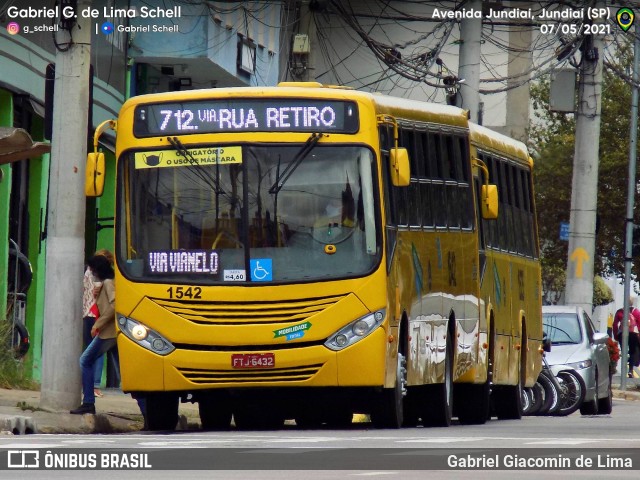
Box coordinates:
[620,29,640,390]
[504,4,532,142]
[287,0,317,82]
[457,0,482,122]
[40,0,92,411]
[563,1,604,313]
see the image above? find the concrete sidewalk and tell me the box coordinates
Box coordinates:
[0,384,638,435]
[0,387,200,434]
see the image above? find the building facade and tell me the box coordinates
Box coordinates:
[0,0,283,381]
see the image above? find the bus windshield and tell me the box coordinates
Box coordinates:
[117,144,380,284]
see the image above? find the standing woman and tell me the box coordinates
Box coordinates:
[82,249,114,398]
[613,304,640,378]
[70,255,117,415]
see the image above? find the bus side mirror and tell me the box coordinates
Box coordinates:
[542,335,551,352]
[481,184,498,219]
[390,147,410,187]
[85,152,106,197]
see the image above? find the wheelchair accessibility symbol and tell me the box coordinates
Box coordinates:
[250,259,273,282]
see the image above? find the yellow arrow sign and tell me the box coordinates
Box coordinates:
[570,247,589,278]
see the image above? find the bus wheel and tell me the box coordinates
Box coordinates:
[493,373,523,420]
[456,382,490,425]
[234,404,285,430]
[421,338,453,427]
[371,352,407,429]
[324,409,354,428]
[145,393,179,431]
[198,392,232,430]
[456,354,491,425]
[296,408,352,428]
[295,411,323,429]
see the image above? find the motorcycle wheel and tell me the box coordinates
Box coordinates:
[553,370,586,416]
[536,373,558,415]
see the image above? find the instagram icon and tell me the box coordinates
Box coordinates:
[6,22,20,35]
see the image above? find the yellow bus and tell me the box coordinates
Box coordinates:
[87,82,542,430]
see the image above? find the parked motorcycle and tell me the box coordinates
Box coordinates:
[533,335,586,416]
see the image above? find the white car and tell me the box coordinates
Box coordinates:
[542,305,613,415]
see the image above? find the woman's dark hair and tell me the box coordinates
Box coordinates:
[87,254,115,281]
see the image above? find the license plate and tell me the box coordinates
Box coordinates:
[231,353,275,369]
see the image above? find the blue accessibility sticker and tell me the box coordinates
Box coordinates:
[250,258,273,282]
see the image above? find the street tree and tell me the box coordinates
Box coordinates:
[530,43,637,301]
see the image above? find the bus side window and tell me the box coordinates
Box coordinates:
[486,154,501,248]
[445,134,460,229]
[459,137,473,229]
[510,164,524,255]
[420,131,434,228]
[429,133,446,228]
[401,127,421,228]
[394,127,409,227]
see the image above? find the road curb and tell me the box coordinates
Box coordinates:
[613,389,640,401]
[0,414,37,435]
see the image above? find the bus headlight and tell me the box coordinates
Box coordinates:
[131,324,148,341]
[324,309,385,351]
[117,314,175,356]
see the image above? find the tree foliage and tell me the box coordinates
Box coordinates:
[530,42,638,301]
[593,275,614,307]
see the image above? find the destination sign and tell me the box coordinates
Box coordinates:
[134,99,359,136]
[146,250,219,275]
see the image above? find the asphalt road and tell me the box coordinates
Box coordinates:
[1,397,638,479]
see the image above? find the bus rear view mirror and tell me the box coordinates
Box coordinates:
[481,184,498,219]
[85,152,105,197]
[390,147,410,187]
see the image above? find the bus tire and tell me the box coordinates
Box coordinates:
[295,411,323,428]
[234,403,285,430]
[493,371,523,420]
[456,381,490,425]
[324,409,354,428]
[145,393,179,431]
[370,352,406,429]
[420,338,453,427]
[198,392,232,430]
[296,408,353,428]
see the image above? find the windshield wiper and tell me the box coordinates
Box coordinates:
[269,132,324,194]
[167,136,226,195]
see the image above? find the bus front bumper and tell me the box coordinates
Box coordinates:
[117,326,388,392]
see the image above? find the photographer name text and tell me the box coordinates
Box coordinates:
[6,5,181,20]
[448,453,632,469]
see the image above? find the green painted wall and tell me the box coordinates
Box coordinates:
[25,115,49,382]
[0,89,13,320]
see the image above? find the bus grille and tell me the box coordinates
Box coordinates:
[177,363,323,384]
[149,294,346,325]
